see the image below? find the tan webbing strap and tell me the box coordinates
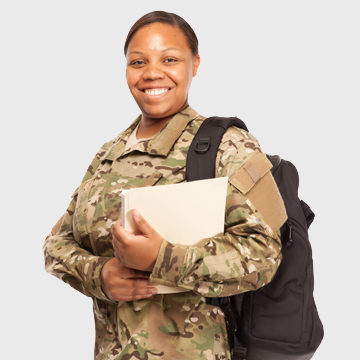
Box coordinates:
[230,150,273,195]
[245,163,261,183]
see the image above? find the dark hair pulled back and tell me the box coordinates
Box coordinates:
[124,11,198,57]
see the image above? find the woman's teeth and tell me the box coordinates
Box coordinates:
[144,88,169,95]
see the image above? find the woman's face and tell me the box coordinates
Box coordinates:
[126,22,200,122]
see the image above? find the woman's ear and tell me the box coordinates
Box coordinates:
[192,54,200,77]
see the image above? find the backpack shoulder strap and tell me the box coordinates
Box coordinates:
[186,116,248,181]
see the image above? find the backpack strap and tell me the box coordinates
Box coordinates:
[186,116,249,358]
[186,116,248,181]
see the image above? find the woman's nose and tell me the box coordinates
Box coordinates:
[142,63,165,80]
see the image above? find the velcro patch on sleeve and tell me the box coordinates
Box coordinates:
[230,150,287,235]
[230,150,272,194]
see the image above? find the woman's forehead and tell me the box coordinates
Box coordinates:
[127,22,190,53]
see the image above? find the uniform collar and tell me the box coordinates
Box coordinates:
[105,106,199,160]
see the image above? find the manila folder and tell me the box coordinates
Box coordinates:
[121,176,228,294]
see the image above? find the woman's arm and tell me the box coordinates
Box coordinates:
[149,183,284,297]
[43,194,114,300]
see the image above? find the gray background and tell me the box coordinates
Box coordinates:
[1,1,359,359]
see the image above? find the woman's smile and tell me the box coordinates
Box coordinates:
[140,86,172,97]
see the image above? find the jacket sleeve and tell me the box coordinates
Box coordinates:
[43,142,117,302]
[149,128,287,297]
[43,192,113,301]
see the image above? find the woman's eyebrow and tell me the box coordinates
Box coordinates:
[128,48,181,55]
[128,50,145,55]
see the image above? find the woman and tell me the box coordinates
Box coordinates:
[43,11,286,360]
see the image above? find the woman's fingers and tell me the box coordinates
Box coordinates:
[112,219,129,246]
[100,258,158,301]
[121,277,153,288]
[110,278,158,301]
[119,266,149,279]
[111,212,163,271]
[132,210,153,236]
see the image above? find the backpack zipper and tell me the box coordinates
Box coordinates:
[286,221,293,246]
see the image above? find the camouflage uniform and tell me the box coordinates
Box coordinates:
[43,106,287,359]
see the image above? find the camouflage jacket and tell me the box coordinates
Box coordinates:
[43,106,287,360]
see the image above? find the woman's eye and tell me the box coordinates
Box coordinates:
[130,60,145,66]
[164,58,177,63]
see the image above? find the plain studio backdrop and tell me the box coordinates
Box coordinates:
[1,1,358,359]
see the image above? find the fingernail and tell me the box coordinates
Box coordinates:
[149,288,158,294]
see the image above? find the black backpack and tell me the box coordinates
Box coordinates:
[186,117,324,360]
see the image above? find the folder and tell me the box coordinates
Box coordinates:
[121,176,228,293]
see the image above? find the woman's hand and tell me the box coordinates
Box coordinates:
[100,258,158,301]
[112,210,163,272]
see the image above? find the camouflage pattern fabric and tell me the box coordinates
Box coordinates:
[43,106,286,359]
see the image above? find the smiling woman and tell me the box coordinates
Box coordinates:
[125,20,200,138]
[43,10,286,360]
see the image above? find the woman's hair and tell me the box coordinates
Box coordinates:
[124,11,198,57]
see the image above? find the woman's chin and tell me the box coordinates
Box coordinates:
[141,105,176,120]
[140,101,188,121]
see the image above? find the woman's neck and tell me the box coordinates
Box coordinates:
[136,103,190,139]
[136,115,171,140]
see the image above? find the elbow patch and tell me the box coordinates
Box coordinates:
[200,250,243,281]
[230,150,287,235]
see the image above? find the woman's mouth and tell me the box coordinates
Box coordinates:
[142,87,171,96]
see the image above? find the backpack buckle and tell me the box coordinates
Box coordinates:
[195,137,211,153]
